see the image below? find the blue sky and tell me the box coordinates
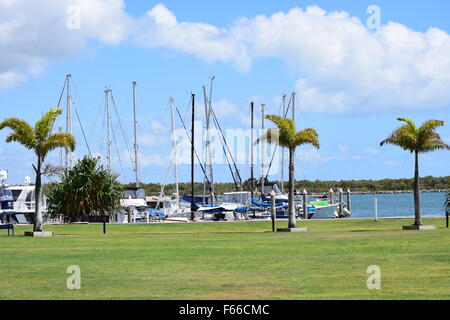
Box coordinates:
[0,0,450,185]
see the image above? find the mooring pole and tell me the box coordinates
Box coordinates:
[374,197,378,222]
[271,192,276,232]
[329,188,334,204]
[303,189,308,220]
[338,188,343,217]
[346,188,352,213]
[128,207,132,224]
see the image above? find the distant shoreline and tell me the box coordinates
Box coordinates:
[349,190,447,195]
[308,189,448,196]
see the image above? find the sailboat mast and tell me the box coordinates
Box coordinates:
[170,98,180,206]
[281,95,286,193]
[261,103,265,197]
[190,93,196,221]
[105,89,112,172]
[59,127,63,167]
[65,74,73,169]
[202,86,208,206]
[202,77,215,205]
[208,76,215,204]
[250,101,254,199]
[132,81,139,188]
[292,91,296,122]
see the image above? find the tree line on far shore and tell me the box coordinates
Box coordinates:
[124,175,450,197]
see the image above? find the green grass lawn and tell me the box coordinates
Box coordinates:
[0,218,449,300]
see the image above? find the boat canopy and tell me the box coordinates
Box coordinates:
[120,199,147,208]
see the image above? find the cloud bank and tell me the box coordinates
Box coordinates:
[1,1,450,113]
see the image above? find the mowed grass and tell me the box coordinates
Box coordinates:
[0,218,449,300]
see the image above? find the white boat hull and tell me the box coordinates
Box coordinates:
[309,204,340,219]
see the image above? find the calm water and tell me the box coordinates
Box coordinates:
[348,192,446,218]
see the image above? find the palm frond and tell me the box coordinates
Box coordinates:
[38,132,76,159]
[381,117,450,153]
[380,124,417,152]
[266,115,296,134]
[42,163,64,177]
[0,118,36,149]
[418,119,444,134]
[419,133,450,153]
[34,108,62,142]
[397,118,418,133]
[265,115,298,148]
[293,128,320,149]
[417,120,446,149]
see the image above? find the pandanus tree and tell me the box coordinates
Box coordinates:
[381,118,450,226]
[0,108,75,232]
[257,115,320,229]
[47,156,122,224]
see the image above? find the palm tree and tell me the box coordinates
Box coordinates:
[0,108,75,232]
[381,118,450,226]
[257,115,320,229]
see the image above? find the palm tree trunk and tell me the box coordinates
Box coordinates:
[288,148,296,229]
[413,151,422,226]
[34,156,43,232]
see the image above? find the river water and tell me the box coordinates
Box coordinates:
[348,192,446,218]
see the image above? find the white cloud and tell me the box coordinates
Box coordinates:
[150,120,169,134]
[2,2,450,115]
[383,160,396,166]
[135,3,250,69]
[195,98,248,126]
[138,153,168,167]
[0,71,27,90]
[362,147,381,155]
[212,100,241,119]
[138,133,170,148]
[0,0,131,90]
[118,149,168,168]
[337,144,350,154]
[134,4,450,114]
[297,149,335,164]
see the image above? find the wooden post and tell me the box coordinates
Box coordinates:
[338,188,343,216]
[329,188,334,204]
[374,198,378,222]
[346,188,352,213]
[271,193,276,232]
[303,189,308,220]
[103,215,106,234]
[128,207,132,224]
